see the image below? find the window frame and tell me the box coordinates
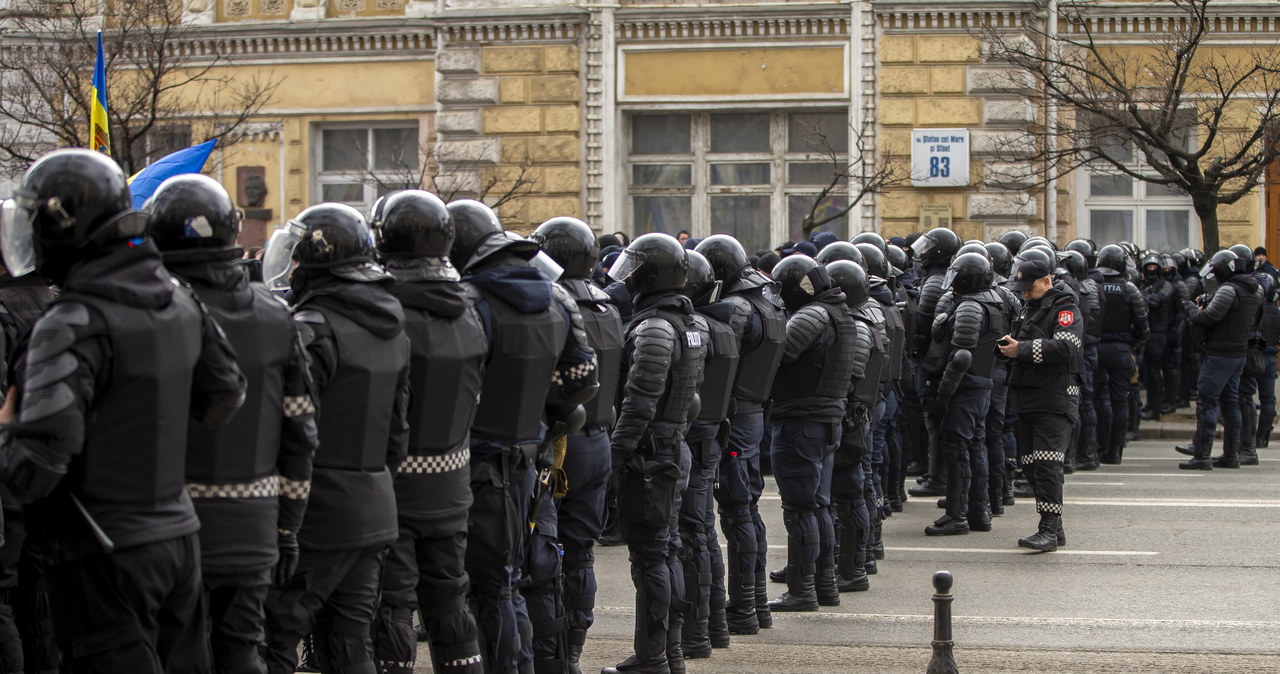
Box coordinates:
[312,121,421,213]
[624,108,851,252]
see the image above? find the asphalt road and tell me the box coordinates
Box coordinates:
[414,439,1280,672]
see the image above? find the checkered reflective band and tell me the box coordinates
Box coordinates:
[279,476,311,500]
[1067,385,1080,397]
[397,446,471,475]
[283,395,316,418]
[1021,451,1066,465]
[1054,330,1082,348]
[187,474,280,499]
[1036,501,1063,514]
[552,359,596,386]
[1031,339,1044,364]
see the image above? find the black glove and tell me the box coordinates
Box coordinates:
[274,529,299,587]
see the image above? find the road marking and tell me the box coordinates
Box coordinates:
[758,544,1157,556]
[1073,472,1203,477]
[1067,498,1280,508]
[1063,481,1126,486]
[594,607,1277,628]
[1129,456,1275,462]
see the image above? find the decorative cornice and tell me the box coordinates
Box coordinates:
[871,1,1039,32]
[1063,3,1280,36]
[222,121,283,143]
[615,5,852,41]
[433,7,587,43]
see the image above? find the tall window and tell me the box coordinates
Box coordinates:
[314,124,419,212]
[1080,126,1196,250]
[627,110,849,253]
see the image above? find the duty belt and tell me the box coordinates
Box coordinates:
[397,446,471,475]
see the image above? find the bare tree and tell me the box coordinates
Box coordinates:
[353,138,540,212]
[0,0,277,177]
[796,117,906,236]
[981,0,1280,251]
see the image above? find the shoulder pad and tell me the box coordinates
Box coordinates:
[294,309,327,325]
[633,315,680,341]
[794,303,831,324]
[293,309,327,347]
[28,303,91,365]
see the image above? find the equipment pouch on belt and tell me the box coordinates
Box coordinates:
[619,453,680,529]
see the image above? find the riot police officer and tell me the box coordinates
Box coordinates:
[677,250,738,656]
[767,255,856,611]
[526,216,624,673]
[0,148,246,672]
[447,200,597,674]
[148,174,320,674]
[0,208,55,673]
[258,203,411,673]
[1060,248,1101,471]
[694,235,786,636]
[1175,251,1262,469]
[923,253,1005,536]
[824,260,882,594]
[1138,253,1175,421]
[1000,257,1084,552]
[605,233,707,674]
[368,191,487,674]
[1094,245,1149,464]
[1253,279,1280,448]
[909,227,963,498]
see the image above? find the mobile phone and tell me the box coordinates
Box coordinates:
[997,338,1010,346]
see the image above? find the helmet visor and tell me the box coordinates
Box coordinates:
[911,235,932,256]
[941,267,958,291]
[1199,263,1215,280]
[608,248,647,283]
[529,250,564,282]
[261,219,307,291]
[1,195,37,278]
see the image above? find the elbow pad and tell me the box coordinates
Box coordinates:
[937,348,972,400]
[2,440,67,504]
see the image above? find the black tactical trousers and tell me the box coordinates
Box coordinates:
[618,437,690,662]
[939,382,992,519]
[1016,412,1070,521]
[263,545,384,674]
[0,505,24,674]
[205,571,270,674]
[985,370,1010,503]
[375,507,479,674]
[1095,342,1136,460]
[50,533,209,674]
[0,505,58,674]
[678,423,720,648]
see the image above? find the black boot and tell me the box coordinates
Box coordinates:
[665,625,685,674]
[925,514,969,536]
[1212,407,1241,468]
[1056,520,1067,548]
[1257,424,1273,449]
[927,460,969,536]
[602,605,669,674]
[723,566,758,635]
[707,591,730,649]
[870,521,884,561]
[907,478,947,497]
[768,567,785,584]
[1239,399,1259,466]
[567,629,587,674]
[1018,514,1059,552]
[754,575,773,628]
[769,512,818,612]
[1180,408,1214,469]
[967,506,992,532]
[835,504,869,592]
[680,613,710,660]
[989,486,1005,517]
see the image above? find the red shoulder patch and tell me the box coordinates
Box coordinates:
[1058,310,1075,327]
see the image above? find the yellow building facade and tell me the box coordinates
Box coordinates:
[7,0,1278,252]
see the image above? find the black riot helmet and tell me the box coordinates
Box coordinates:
[911,227,962,268]
[826,260,870,306]
[772,253,833,313]
[1022,236,1056,253]
[610,232,688,297]
[944,252,994,295]
[1065,239,1096,268]
[955,242,990,262]
[1096,244,1128,274]
[1140,252,1162,280]
[855,242,888,280]
[985,242,1013,277]
[375,190,459,282]
[884,243,908,278]
[1059,250,1089,281]
[531,216,598,278]
[1203,249,1246,282]
[376,190,451,258]
[851,232,887,253]
[998,230,1028,256]
[146,174,242,258]
[1161,254,1178,278]
[260,203,389,288]
[1180,248,1204,268]
[1172,252,1189,276]
[447,199,537,272]
[1229,244,1256,272]
[683,249,721,306]
[695,234,749,283]
[815,241,864,266]
[1118,241,1139,260]
[2,148,148,281]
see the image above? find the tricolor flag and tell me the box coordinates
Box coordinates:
[127,139,219,209]
[89,32,110,154]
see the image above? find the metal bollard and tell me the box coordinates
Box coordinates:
[926,570,958,674]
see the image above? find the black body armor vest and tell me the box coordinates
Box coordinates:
[186,285,293,482]
[569,282,624,429]
[401,291,488,454]
[1206,278,1262,355]
[695,306,740,423]
[634,304,708,425]
[731,290,786,405]
[773,302,858,401]
[470,287,568,444]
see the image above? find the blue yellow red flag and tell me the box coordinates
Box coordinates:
[127,139,219,209]
[89,32,110,154]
